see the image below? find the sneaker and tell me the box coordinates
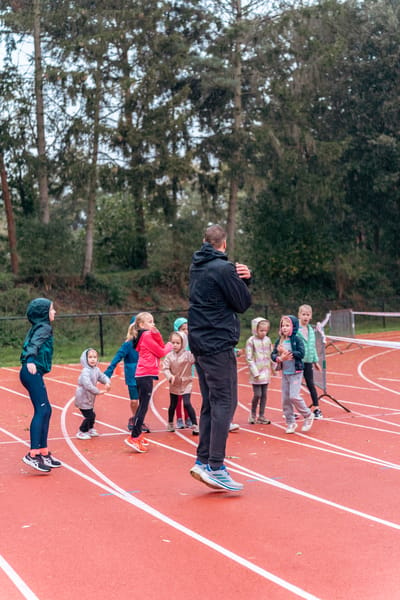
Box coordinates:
[313,408,323,419]
[256,416,271,424]
[285,422,297,434]
[167,422,175,432]
[302,413,315,432]
[190,460,208,482]
[124,436,148,453]
[192,424,199,435]
[176,418,185,429]
[185,418,193,428]
[142,422,151,433]
[41,452,62,468]
[22,453,51,473]
[88,428,99,437]
[248,414,256,424]
[200,465,243,492]
[76,431,91,440]
[127,417,134,432]
[229,422,240,432]
[139,434,150,447]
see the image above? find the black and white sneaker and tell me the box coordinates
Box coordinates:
[41,452,62,468]
[22,453,51,473]
[313,408,323,419]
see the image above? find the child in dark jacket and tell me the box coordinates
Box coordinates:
[271,315,314,434]
[104,316,149,433]
[20,297,62,473]
[124,312,172,453]
[75,348,111,439]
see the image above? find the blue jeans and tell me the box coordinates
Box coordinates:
[20,364,52,450]
[195,349,237,469]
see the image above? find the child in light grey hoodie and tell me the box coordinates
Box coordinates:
[75,348,111,439]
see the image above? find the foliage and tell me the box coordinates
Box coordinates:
[17,218,84,282]
[1,0,400,304]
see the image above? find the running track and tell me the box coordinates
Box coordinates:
[1,332,400,599]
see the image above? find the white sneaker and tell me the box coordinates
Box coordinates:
[301,413,315,432]
[88,428,99,437]
[285,423,297,434]
[229,422,240,432]
[76,431,91,439]
[200,465,243,492]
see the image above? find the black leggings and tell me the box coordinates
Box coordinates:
[168,393,197,424]
[131,376,154,438]
[79,408,96,432]
[303,363,319,406]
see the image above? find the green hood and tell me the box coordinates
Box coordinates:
[27,298,52,325]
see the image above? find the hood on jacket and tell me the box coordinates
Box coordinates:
[80,348,98,368]
[191,242,228,266]
[174,317,187,332]
[26,298,52,325]
[280,315,299,337]
[251,317,269,336]
[172,330,188,354]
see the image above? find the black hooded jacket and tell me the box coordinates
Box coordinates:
[188,242,252,356]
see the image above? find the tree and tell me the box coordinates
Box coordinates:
[33,0,49,223]
[0,152,19,274]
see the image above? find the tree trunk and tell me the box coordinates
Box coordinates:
[82,67,101,278]
[33,0,49,224]
[0,152,19,275]
[226,0,243,260]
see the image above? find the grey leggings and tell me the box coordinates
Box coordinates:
[251,383,268,417]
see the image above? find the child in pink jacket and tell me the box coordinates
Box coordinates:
[163,330,199,435]
[124,312,172,453]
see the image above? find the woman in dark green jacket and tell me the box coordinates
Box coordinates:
[20,298,62,473]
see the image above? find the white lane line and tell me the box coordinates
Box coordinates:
[358,349,400,396]
[0,554,40,600]
[236,426,400,471]
[58,401,321,600]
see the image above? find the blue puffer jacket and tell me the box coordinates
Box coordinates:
[188,242,252,356]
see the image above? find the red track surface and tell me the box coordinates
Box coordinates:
[1,332,400,599]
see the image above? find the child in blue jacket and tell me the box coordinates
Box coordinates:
[104,316,149,433]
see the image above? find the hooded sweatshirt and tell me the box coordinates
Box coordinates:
[245,317,272,385]
[163,332,195,395]
[20,297,54,374]
[188,242,252,356]
[74,348,110,410]
[271,315,305,373]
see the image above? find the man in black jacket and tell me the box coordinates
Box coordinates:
[188,224,252,491]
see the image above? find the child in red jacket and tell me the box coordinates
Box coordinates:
[124,312,172,453]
